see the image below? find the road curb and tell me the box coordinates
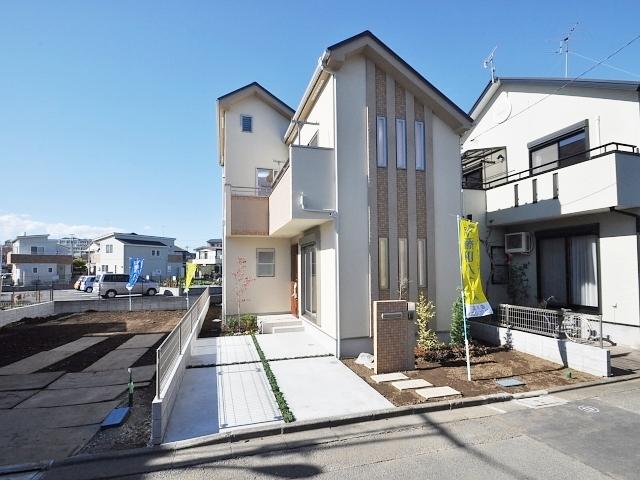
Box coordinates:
[34,372,640,479]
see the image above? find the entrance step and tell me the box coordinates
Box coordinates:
[257,315,303,334]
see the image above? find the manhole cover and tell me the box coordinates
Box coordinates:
[578,405,599,413]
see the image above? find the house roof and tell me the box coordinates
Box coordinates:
[469,77,640,119]
[284,30,472,143]
[116,238,168,247]
[217,82,294,166]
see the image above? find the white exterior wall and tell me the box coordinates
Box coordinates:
[294,79,335,148]
[334,55,371,341]
[224,237,290,316]
[13,263,71,285]
[432,116,464,332]
[13,237,67,255]
[464,85,640,171]
[223,96,290,189]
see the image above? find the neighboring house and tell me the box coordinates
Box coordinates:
[461,77,640,347]
[193,238,222,278]
[57,237,92,258]
[1,240,12,273]
[88,232,188,280]
[7,234,73,286]
[220,31,472,357]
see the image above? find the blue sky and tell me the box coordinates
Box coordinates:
[2,0,639,249]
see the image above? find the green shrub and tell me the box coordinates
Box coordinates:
[450,294,471,345]
[240,314,257,334]
[415,292,441,350]
[223,314,257,335]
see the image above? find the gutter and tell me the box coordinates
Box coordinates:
[609,206,640,325]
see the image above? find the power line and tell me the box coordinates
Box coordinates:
[570,51,640,79]
[468,32,640,144]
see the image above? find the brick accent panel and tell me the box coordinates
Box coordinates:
[415,101,424,122]
[373,300,415,374]
[416,171,427,239]
[395,83,406,119]
[376,168,389,237]
[396,170,408,239]
[375,67,386,116]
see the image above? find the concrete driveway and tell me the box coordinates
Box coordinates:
[163,332,391,443]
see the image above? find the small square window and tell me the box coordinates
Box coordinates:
[241,115,253,133]
[256,248,275,277]
[48,267,53,273]
[32,267,38,274]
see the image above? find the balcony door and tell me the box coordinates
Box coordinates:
[301,243,317,322]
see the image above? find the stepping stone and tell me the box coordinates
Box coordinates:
[496,377,525,388]
[371,372,409,384]
[15,384,126,409]
[0,390,38,409]
[415,386,462,400]
[47,365,156,389]
[0,372,64,392]
[84,348,148,372]
[116,334,164,349]
[391,379,433,391]
[0,337,108,375]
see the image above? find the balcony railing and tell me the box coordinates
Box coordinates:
[464,142,639,190]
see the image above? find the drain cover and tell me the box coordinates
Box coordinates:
[578,405,600,413]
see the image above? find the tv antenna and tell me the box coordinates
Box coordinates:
[557,22,579,77]
[483,46,498,83]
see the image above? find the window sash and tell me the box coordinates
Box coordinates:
[396,118,406,169]
[415,121,425,171]
[376,116,387,167]
[241,115,252,132]
[417,239,426,287]
[398,238,408,288]
[378,237,389,290]
[256,248,275,277]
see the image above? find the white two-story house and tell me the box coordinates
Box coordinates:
[193,238,223,278]
[462,77,640,347]
[220,31,472,357]
[8,234,73,286]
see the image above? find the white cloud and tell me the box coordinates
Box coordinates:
[0,213,123,241]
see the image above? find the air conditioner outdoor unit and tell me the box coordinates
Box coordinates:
[505,232,531,254]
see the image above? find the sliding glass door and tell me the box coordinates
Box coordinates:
[301,243,317,321]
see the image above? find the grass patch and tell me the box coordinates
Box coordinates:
[251,334,295,423]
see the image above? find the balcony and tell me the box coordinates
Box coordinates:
[269,145,335,237]
[480,143,640,226]
[229,188,270,236]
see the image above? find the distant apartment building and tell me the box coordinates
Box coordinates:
[88,232,188,280]
[193,238,222,278]
[57,237,92,258]
[7,234,73,286]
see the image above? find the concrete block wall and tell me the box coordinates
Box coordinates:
[373,300,414,373]
[0,301,55,328]
[471,321,611,377]
[54,296,189,315]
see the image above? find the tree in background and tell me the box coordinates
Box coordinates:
[72,258,87,272]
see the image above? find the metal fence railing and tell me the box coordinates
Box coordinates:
[155,287,210,398]
[0,287,54,310]
[491,304,602,342]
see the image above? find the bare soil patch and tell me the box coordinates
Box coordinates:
[344,348,596,406]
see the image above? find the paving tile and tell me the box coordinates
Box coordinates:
[0,400,119,430]
[496,377,526,387]
[47,365,155,389]
[0,337,108,375]
[15,384,125,408]
[391,379,433,391]
[84,348,148,371]
[255,332,332,360]
[190,335,259,366]
[370,372,409,384]
[0,390,38,409]
[116,334,164,349]
[0,371,64,391]
[415,386,462,400]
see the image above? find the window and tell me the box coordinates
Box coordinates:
[151,250,155,256]
[552,173,559,199]
[32,267,38,274]
[537,228,599,309]
[241,115,252,132]
[378,237,389,290]
[532,179,538,203]
[396,118,407,169]
[415,121,425,171]
[256,248,275,277]
[31,246,38,254]
[48,267,53,273]
[105,244,113,253]
[256,168,273,196]
[376,116,387,167]
[101,265,108,272]
[530,127,587,174]
[398,238,408,292]
[417,239,427,288]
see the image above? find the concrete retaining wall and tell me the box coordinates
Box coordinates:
[0,302,55,328]
[54,296,189,315]
[471,321,611,377]
[151,298,210,444]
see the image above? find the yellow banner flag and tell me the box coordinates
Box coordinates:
[184,262,198,291]
[459,218,493,318]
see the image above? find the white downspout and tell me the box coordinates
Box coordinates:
[330,70,341,359]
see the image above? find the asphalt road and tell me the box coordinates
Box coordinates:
[47,378,640,480]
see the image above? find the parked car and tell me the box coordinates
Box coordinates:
[74,275,87,290]
[80,275,97,293]
[94,273,158,298]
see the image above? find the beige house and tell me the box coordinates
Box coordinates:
[220,31,472,357]
[462,77,640,347]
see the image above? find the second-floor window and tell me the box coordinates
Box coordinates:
[256,168,273,196]
[530,125,588,174]
[415,121,425,171]
[105,244,113,253]
[396,119,407,169]
[376,116,387,167]
[241,115,253,132]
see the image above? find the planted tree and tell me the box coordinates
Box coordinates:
[415,292,440,350]
[450,294,471,345]
[231,256,255,318]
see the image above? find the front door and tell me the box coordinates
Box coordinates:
[290,245,298,316]
[301,243,317,321]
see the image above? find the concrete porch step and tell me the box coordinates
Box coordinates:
[272,325,304,334]
[257,314,303,334]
